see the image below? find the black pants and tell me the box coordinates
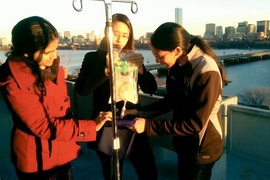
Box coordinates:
[97,132,158,180]
[16,162,73,180]
[177,155,215,180]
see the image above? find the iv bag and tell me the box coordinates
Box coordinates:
[109,50,139,104]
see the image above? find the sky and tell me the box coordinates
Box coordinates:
[1,0,270,43]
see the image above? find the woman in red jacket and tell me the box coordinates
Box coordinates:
[0,16,112,179]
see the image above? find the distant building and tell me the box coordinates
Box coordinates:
[204,23,216,39]
[247,24,256,34]
[237,21,248,35]
[64,31,71,42]
[86,31,96,41]
[227,32,245,40]
[203,31,215,40]
[257,20,269,37]
[76,35,85,44]
[71,36,77,43]
[247,32,262,41]
[145,32,154,40]
[216,26,223,39]
[0,38,7,47]
[205,23,216,35]
[175,7,182,25]
[58,32,63,39]
[58,32,63,43]
[224,26,236,39]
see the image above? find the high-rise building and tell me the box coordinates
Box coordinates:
[58,32,63,38]
[86,31,96,41]
[64,31,71,38]
[64,31,71,42]
[175,7,182,25]
[237,21,248,35]
[247,24,256,34]
[203,23,216,40]
[224,26,236,39]
[257,20,269,37]
[216,26,223,39]
[205,23,216,35]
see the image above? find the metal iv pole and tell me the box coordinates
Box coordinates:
[72,0,138,179]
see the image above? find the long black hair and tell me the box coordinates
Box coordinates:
[7,16,59,95]
[151,22,230,86]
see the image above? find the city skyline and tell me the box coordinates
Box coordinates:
[1,0,270,43]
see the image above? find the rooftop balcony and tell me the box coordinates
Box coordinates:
[1,81,270,179]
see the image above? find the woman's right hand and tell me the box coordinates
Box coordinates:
[95,111,112,131]
[127,118,146,134]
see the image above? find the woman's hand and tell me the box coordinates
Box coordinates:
[125,51,144,74]
[95,111,112,131]
[127,118,146,134]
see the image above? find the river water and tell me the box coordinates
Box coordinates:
[1,48,270,97]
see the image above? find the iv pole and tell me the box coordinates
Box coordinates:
[72,0,138,179]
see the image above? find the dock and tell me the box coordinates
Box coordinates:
[145,51,270,72]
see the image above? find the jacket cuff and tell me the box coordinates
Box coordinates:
[76,120,97,141]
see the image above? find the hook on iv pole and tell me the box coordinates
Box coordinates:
[72,0,83,12]
[72,0,138,14]
[130,1,138,14]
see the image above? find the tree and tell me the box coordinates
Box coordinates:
[237,87,270,106]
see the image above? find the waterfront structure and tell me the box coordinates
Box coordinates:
[175,7,182,25]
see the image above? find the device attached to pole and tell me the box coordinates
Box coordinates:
[72,1,138,179]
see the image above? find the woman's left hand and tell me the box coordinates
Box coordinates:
[125,52,144,74]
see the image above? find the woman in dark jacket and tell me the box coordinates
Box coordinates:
[128,22,230,180]
[0,16,111,180]
[75,13,158,180]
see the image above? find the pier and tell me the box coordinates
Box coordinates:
[145,51,270,73]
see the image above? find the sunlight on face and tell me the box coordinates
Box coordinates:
[34,38,59,70]
[112,21,130,51]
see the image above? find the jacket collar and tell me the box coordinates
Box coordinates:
[187,45,204,62]
[4,56,60,90]
[187,45,205,69]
